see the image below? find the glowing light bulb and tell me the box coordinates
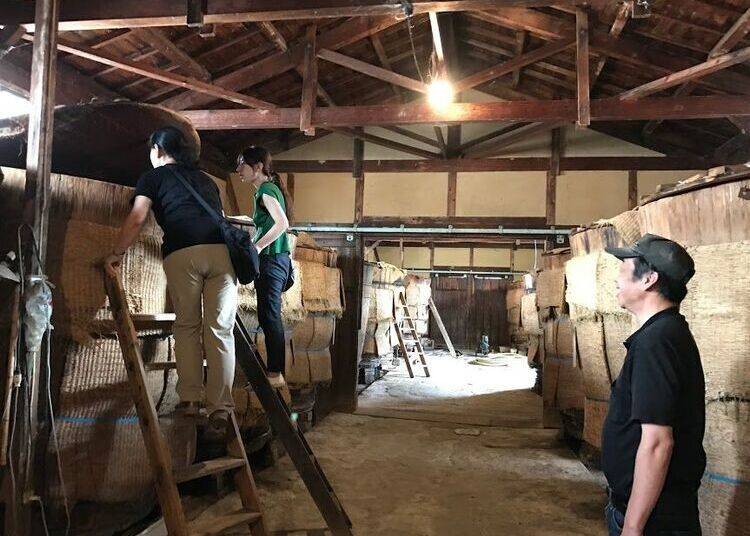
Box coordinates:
[427,79,454,109]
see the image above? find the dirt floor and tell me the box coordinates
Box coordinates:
[170,350,608,535]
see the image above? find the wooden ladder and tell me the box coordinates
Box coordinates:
[104,265,269,536]
[393,292,430,378]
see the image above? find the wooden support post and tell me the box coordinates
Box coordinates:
[353,127,365,224]
[399,237,404,269]
[300,24,318,135]
[14,2,60,532]
[628,170,638,209]
[447,171,457,217]
[546,127,562,225]
[576,8,590,127]
[429,242,435,269]
[469,247,475,268]
[286,172,295,223]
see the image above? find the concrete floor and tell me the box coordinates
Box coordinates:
[182,351,608,535]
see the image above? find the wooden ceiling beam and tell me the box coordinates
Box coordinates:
[0,25,25,47]
[272,156,708,172]
[162,16,401,111]
[454,37,575,92]
[25,34,276,108]
[5,0,586,32]
[370,33,404,101]
[380,126,443,149]
[466,120,568,158]
[593,2,629,82]
[619,45,750,100]
[329,127,443,159]
[182,95,750,129]
[257,21,335,106]
[132,27,211,80]
[511,31,527,87]
[481,7,750,96]
[317,48,429,93]
[455,122,528,153]
[643,7,750,137]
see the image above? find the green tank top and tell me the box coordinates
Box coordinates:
[252,181,291,256]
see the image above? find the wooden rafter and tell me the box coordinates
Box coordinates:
[132,27,211,80]
[5,0,587,32]
[272,156,709,172]
[370,33,403,101]
[466,121,567,158]
[318,48,429,93]
[642,7,750,136]
[25,34,275,108]
[381,126,443,148]
[455,122,527,153]
[593,2,629,82]
[162,16,401,110]
[619,45,750,100]
[182,95,750,129]
[329,127,442,159]
[454,37,575,92]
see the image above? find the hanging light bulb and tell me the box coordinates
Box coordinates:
[428,78,455,110]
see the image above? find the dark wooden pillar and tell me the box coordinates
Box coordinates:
[546,127,562,225]
[628,170,638,209]
[353,127,364,223]
[13,1,60,534]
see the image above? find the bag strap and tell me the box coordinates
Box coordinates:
[167,166,223,224]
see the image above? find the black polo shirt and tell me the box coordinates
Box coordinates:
[601,307,706,515]
[133,163,224,258]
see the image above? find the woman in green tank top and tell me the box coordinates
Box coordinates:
[237,146,291,387]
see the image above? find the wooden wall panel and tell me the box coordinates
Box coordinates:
[429,276,509,350]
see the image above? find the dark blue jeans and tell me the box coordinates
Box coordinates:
[606,501,702,536]
[256,252,291,373]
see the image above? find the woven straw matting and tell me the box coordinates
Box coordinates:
[298,260,344,317]
[521,292,541,334]
[681,241,750,399]
[575,318,611,402]
[583,398,609,448]
[47,336,192,506]
[603,313,636,381]
[543,315,574,360]
[237,259,306,327]
[565,252,623,321]
[373,262,407,285]
[699,399,750,535]
[292,314,336,352]
[536,267,567,310]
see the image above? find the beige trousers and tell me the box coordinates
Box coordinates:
[163,244,238,413]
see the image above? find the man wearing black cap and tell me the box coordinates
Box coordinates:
[602,234,706,536]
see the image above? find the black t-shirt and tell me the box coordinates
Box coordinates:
[602,307,706,514]
[133,163,224,258]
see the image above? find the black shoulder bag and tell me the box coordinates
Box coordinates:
[169,167,260,285]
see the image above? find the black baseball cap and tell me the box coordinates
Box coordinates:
[605,233,695,285]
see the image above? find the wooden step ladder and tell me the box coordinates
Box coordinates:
[393,293,430,378]
[104,265,268,536]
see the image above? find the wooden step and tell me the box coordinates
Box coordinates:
[174,456,246,484]
[189,509,261,536]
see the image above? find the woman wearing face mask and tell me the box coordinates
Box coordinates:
[235,146,291,388]
[106,126,237,434]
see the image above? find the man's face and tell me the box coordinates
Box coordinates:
[615,258,651,311]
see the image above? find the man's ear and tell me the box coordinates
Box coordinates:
[642,270,660,291]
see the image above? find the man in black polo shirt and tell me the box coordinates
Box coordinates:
[601,234,706,536]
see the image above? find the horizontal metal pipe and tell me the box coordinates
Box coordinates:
[290,225,569,236]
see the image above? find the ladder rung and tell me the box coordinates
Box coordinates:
[174,456,246,484]
[144,361,177,372]
[189,509,262,536]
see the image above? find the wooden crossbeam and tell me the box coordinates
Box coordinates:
[593,2,629,81]
[455,122,528,153]
[0,25,25,47]
[453,37,575,92]
[575,9,590,126]
[182,95,750,129]
[619,45,750,100]
[5,0,587,31]
[429,12,446,76]
[330,127,442,159]
[272,156,708,172]
[466,121,568,158]
[26,34,275,109]
[318,48,429,93]
[381,126,443,148]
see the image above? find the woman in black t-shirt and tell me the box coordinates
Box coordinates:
[106,127,237,436]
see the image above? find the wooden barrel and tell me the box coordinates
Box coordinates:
[638,171,750,533]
